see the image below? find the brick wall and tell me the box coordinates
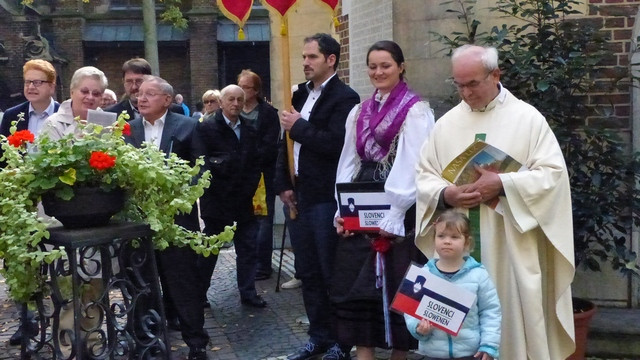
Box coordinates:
[346,0,393,97]
[336,4,350,85]
[50,17,85,98]
[189,13,218,106]
[0,15,37,108]
[584,0,640,129]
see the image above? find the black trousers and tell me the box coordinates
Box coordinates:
[157,245,216,349]
[202,217,259,300]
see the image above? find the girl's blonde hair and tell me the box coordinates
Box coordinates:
[433,210,474,252]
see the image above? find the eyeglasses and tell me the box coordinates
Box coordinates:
[24,80,51,87]
[124,78,144,87]
[203,99,218,104]
[79,88,103,98]
[139,92,167,99]
[451,71,493,91]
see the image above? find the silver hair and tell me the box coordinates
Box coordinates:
[104,89,117,101]
[142,75,174,97]
[220,84,245,99]
[70,66,108,92]
[451,45,499,71]
[202,89,221,102]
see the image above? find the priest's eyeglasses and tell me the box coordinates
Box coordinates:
[450,71,492,91]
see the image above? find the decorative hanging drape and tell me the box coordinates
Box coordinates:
[216,0,253,40]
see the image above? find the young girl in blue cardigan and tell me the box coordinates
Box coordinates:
[405,210,501,360]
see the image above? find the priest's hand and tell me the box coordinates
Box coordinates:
[443,184,482,208]
[466,165,503,202]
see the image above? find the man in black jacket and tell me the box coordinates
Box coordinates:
[125,75,208,360]
[194,85,265,309]
[105,57,184,121]
[275,33,360,360]
[237,69,281,280]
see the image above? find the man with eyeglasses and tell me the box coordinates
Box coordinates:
[105,57,185,121]
[1,59,59,143]
[0,59,59,345]
[415,44,574,359]
[124,75,210,360]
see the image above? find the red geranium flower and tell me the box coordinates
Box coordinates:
[122,123,131,136]
[89,151,116,170]
[371,236,392,253]
[7,130,35,148]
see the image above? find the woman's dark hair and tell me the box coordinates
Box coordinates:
[366,40,406,80]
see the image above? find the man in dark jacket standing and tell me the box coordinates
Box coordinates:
[275,33,360,360]
[124,75,208,360]
[237,69,281,280]
[194,84,265,309]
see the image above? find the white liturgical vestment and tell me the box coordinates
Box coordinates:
[415,87,575,360]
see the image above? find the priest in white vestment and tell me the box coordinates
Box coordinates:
[415,44,575,359]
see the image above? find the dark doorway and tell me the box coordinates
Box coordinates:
[218,41,271,101]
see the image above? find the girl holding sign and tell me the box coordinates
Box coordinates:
[406,210,501,360]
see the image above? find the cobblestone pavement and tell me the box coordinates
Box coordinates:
[0,248,633,360]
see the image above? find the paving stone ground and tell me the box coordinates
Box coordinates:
[0,240,634,360]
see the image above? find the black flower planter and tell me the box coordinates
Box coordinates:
[42,187,125,229]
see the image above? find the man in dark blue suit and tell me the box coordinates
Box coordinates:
[105,58,184,121]
[1,59,59,162]
[124,75,209,360]
[275,33,360,360]
[193,85,264,309]
[0,59,59,345]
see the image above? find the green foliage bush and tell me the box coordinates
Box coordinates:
[0,112,234,302]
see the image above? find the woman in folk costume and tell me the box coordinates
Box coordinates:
[332,40,435,360]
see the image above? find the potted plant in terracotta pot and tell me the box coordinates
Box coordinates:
[433,0,640,357]
[0,112,235,303]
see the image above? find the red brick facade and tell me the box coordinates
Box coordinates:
[336,3,350,85]
[585,0,640,128]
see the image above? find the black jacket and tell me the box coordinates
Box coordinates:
[193,110,261,223]
[125,111,200,231]
[274,76,360,205]
[1,100,60,167]
[246,99,280,188]
[1,100,60,136]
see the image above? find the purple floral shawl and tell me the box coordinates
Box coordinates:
[356,81,419,162]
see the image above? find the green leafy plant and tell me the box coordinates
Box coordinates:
[0,112,234,303]
[433,0,640,276]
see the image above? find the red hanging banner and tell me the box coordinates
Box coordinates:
[260,0,299,17]
[260,0,299,35]
[217,0,253,40]
[317,0,339,11]
[316,0,340,27]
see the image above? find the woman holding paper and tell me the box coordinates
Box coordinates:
[332,40,435,360]
[42,66,108,140]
